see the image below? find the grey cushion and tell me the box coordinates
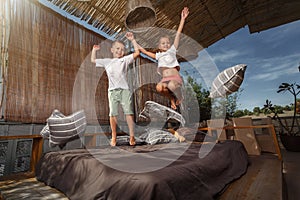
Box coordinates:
[41,109,87,148]
[139,128,178,145]
[139,101,185,126]
[40,109,65,139]
[115,135,144,146]
[209,64,247,98]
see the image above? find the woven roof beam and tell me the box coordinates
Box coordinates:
[200,0,225,39]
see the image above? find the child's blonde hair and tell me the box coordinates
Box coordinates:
[112,40,125,47]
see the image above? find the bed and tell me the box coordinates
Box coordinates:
[35,139,249,200]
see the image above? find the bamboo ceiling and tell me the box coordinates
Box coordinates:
[41,0,300,50]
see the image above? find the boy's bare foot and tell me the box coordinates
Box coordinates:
[129,136,136,146]
[110,137,116,146]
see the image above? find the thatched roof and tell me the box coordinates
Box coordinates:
[42,0,300,56]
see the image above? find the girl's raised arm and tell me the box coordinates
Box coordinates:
[174,7,189,49]
[138,43,156,59]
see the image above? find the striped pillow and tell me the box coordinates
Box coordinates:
[139,101,186,126]
[46,110,87,148]
[40,109,65,139]
[139,129,178,145]
[209,64,247,98]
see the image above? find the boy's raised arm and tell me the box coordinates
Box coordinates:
[91,45,100,63]
[174,7,189,49]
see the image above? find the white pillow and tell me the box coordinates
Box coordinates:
[209,64,247,98]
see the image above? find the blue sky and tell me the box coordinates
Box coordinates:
[201,20,300,111]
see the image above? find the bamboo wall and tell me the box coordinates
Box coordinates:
[1,0,167,124]
[3,0,108,123]
[0,0,10,119]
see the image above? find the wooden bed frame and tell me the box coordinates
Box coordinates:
[0,124,283,199]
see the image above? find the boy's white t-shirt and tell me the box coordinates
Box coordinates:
[95,54,134,90]
[155,45,179,75]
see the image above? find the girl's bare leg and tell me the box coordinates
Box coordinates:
[167,81,183,108]
[156,83,177,109]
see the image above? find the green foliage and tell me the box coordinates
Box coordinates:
[185,76,245,120]
[263,82,300,136]
[243,109,253,116]
[253,107,261,116]
[185,76,211,122]
[211,90,242,119]
[233,110,244,118]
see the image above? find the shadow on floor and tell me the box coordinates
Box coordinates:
[281,148,300,200]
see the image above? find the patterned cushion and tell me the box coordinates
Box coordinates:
[116,135,144,146]
[41,110,87,148]
[139,128,178,145]
[209,64,247,98]
[139,101,185,126]
[40,109,65,139]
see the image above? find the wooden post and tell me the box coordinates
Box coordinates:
[30,136,44,173]
[269,125,282,160]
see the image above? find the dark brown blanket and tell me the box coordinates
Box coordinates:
[36,140,249,200]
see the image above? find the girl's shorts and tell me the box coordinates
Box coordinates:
[160,74,183,85]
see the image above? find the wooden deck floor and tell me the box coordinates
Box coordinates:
[219,154,282,200]
[0,172,68,200]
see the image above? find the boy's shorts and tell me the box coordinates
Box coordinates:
[108,89,133,117]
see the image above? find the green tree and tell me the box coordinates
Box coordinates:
[185,76,243,121]
[263,82,300,135]
[284,105,292,111]
[233,110,245,118]
[274,105,284,114]
[211,89,242,119]
[243,109,253,116]
[253,107,261,116]
[185,76,211,122]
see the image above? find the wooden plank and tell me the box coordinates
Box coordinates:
[30,137,43,172]
[0,135,42,140]
[198,124,282,160]
[219,155,282,200]
[232,118,261,156]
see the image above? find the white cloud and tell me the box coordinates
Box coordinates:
[210,49,244,63]
[249,53,300,81]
